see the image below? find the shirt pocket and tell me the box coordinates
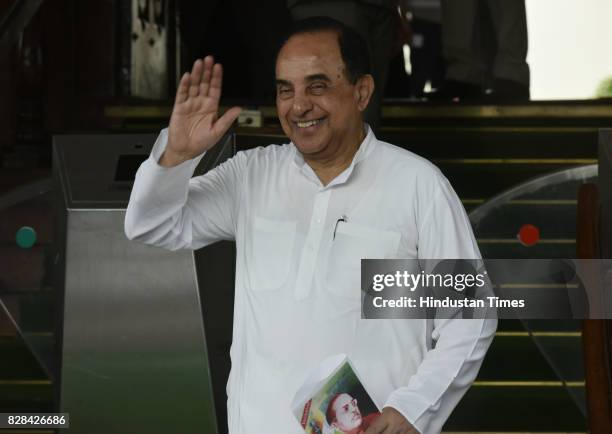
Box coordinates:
[325,222,401,300]
[247,216,297,291]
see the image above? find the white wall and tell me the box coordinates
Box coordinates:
[526,0,612,100]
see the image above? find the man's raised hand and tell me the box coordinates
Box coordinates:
[161,56,241,167]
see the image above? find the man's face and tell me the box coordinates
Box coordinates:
[331,393,362,431]
[275,31,368,158]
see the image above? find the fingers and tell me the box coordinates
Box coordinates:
[177,56,218,102]
[200,55,214,97]
[364,415,389,434]
[175,72,190,104]
[213,106,242,137]
[208,63,223,102]
[189,59,204,97]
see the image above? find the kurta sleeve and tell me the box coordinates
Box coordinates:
[383,173,498,434]
[124,128,247,250]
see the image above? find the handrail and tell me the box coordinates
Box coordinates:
[469,164,597,224]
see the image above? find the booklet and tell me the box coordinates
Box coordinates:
[291,354,381,434]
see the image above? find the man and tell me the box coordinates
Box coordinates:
[326,393,380,433]
[125,17,496,434]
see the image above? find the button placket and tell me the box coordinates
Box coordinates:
[294,189,331,300]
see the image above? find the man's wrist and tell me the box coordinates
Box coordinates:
[158,149,192,168]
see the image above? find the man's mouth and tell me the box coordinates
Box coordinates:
[295,117,325,128]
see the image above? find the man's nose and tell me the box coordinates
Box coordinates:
[292,93,313,116]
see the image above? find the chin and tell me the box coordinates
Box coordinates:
[291,137,325,155]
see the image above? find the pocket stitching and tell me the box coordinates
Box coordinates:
[326,224,401,299]
[248,216,297,292]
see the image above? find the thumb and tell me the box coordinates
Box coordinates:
[363,415,387,434]
[213,106,242,137]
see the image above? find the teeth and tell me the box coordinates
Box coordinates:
[297,119,321,128]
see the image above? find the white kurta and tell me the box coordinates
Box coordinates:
[125,126,497,434]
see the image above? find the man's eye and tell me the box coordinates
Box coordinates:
[277,88,293,98]
[310,83,327,94]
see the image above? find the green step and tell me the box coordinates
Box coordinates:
[479,335,583,382]
[507,319,582,332]
[445,385,586,432]
[0,382,53,413]
[0,336,53,414]
[384,128,598,159]
[478,241,576,259]
[0,337,48,380]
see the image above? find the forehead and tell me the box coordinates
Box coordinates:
[333,394,352,409]
[276,31,345,80]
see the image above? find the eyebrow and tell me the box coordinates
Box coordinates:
[275,79,292,87]
[275,73,333,87]
[305,73,332,83]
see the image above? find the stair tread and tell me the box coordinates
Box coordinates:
[445,385,586,431]
[479,335,583,382]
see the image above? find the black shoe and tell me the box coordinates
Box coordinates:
[425,80,483,102]
[484,78,530,103]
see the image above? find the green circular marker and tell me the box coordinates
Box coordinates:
[16,226,37,249]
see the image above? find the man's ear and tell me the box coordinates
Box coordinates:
[354,74,375,112]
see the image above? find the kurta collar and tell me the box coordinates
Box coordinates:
[290,124,377,188]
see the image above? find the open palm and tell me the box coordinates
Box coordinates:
[164,56,241,166]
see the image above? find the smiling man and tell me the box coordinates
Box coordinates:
[125,17,496,434]
[275,27,371,186]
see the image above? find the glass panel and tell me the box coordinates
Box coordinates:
[0,179,55,379]
[470,164,597,416]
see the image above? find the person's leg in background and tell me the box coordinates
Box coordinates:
[409,16,445,98]
[362,4,395,130]
[485,0,530,101]
[432,0,484,100]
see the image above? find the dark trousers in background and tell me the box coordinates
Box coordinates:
[441,0,530,88]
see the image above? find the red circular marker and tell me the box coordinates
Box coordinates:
[518,224,540,246]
